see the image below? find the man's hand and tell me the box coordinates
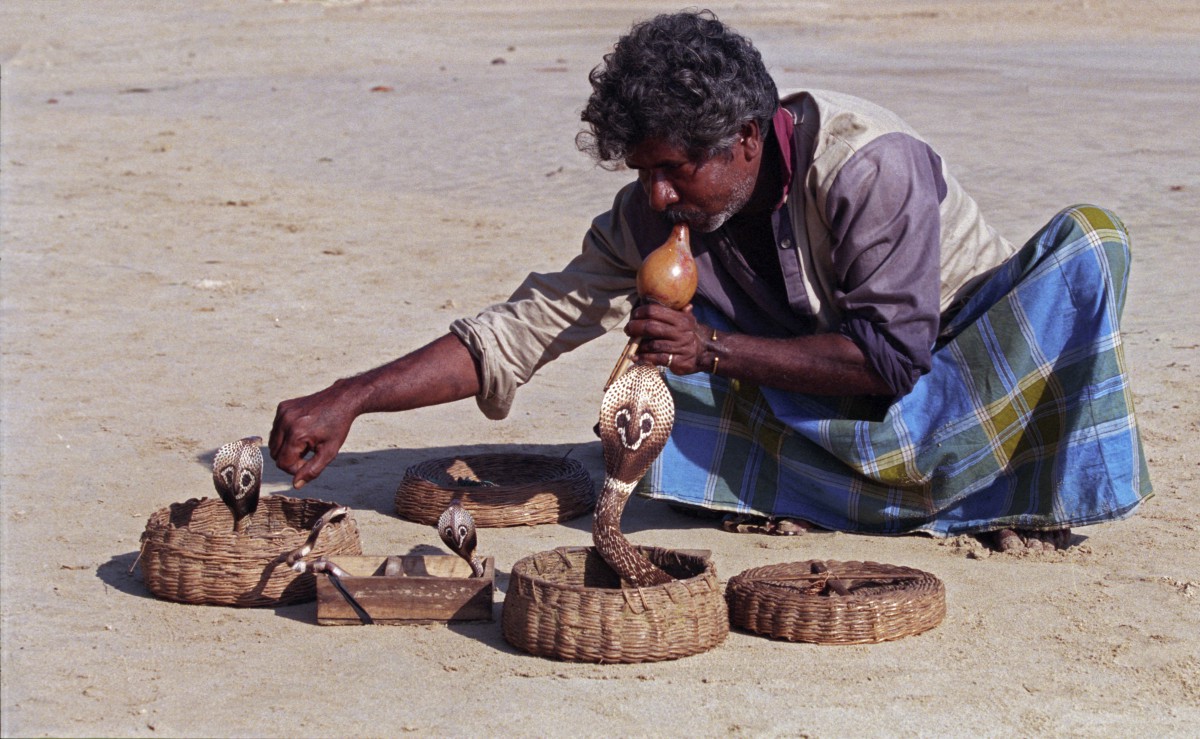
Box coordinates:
[625,302,712,374]
[625,302,893,396]
[269,380,364,489]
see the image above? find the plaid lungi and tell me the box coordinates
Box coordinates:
[638,205,1152,535]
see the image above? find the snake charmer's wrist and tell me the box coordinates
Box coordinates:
[704,326,723,375]
[331,374,380,416]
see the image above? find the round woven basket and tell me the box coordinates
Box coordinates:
[502,546,728,663]
[138,496,362,607]
[395,453,594,527]
[726,559,945,644]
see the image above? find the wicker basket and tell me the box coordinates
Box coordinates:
[725,560,945,644]
[502,546,728,663]
[138,496,362,607]
[395,453,594,527]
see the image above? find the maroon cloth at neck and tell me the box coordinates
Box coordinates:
[771,106,795,209]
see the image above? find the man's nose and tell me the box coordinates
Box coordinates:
[645,172,679,212]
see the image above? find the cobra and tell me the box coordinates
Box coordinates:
[593,363,676,587]
[212,436,263,533]
[438,501,485,577]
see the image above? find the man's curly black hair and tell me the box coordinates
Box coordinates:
[578,10,778,168]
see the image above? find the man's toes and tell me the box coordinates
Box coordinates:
[1018,528,1072,551]
[770,518,810,536]
[1033,529,1070,551]
[1032,534,1057,552]
[721,514,816,536]
[721,514,769,534]
[994,528,1024,551]
[986,527,1073,553]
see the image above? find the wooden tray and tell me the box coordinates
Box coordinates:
[315,555,494,625]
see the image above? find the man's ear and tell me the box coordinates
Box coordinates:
[739,121,762,160]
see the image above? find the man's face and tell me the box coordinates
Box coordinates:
[625,135,758,233]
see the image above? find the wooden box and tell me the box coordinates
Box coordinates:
[315,555,495,625]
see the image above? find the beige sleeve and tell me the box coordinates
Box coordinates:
[449,186,644,419]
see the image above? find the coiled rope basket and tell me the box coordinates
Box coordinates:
[138,496,362,607]
[395,453,594,527]
[502,546,728,663]
[725,559,945,644]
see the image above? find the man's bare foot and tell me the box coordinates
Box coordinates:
[721,513,820,536]
[989,527,1072,552]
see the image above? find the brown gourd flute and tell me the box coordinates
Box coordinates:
[603,222,698,390]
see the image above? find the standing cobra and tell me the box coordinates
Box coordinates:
[594,363,676,587]
[212,436,263,533]
[438,501,485,577]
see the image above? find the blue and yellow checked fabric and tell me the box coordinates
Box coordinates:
[639,206,1152,535]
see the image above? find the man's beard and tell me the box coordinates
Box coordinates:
[666,176,755,233]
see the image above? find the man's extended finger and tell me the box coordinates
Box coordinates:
[291,444,337,489]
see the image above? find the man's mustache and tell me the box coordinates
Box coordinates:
[666,208,703,225]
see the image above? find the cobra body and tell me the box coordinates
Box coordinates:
[284,505,351,567]
[594,364,675,586]
[290,555,374,625]
[283,508,372,622]
[212,436,263,533]
[438,501,485,577]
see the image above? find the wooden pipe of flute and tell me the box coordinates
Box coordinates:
[604,223,697,390]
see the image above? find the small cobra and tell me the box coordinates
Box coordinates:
[284,505,352,567]
[212,436,263,533]
[438,501,485,577]
[594,364,675,587]
[291,555,373,625]
[285,509,369,623]
[289,555,351,579]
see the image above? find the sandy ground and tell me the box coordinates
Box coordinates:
[2,1,1199,736]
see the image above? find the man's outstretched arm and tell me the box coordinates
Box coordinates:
[269,333,481,489]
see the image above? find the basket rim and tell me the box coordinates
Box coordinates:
[725,558,946,644]
[508,545,716,594]
[730,559,936,598]
[143,495,350,540]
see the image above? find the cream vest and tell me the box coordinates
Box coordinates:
[781,89,1016,331]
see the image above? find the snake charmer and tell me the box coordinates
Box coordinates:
[269,10,1151,553]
